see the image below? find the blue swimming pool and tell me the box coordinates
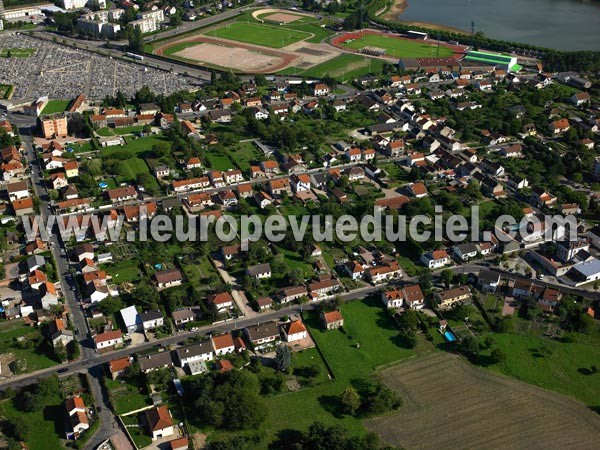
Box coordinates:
[444,331,457,342]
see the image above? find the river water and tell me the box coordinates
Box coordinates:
[398,0,600,50]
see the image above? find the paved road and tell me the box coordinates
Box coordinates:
[16,121,116,449]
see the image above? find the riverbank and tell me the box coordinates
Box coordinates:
[383,0,470,34]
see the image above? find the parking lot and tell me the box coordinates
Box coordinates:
[0,33,202,100]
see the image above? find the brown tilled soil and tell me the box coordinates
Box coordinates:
[365,352,600,449]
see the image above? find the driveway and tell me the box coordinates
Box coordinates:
[213,259,258,319]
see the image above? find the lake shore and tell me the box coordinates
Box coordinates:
[383,0,469,34]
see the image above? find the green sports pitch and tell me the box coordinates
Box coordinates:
[205,22,312,48]
[342,34,454,58]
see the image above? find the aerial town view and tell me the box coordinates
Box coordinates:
[0,0,599,449]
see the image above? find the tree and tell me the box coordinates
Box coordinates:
[440,269,453,288]
[490,348,507,365]
[339,387,361,415]
[14,391,38,412]
[459,335,480,362]
[274,344,291,372]
[397,329,417,349]
[97,296,125,315]
[398,309,419,331]
[54,341,67,362]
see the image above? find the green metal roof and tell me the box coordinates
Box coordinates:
[465,50,514,64]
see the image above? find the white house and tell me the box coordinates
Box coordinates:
[175,341,214,367]
[140,311,164,331]
[453,243,479,261]
[145,406,174,441]
[246,263,272,279]
[420,249,449,269]
[211,333,236,355]
[282,319,307,342]
[120,305,140,334]
[93,330,123,351]
[381,289,403,309]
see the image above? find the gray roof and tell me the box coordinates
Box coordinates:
[138,351,173,371]
[573,258,600,278]
[246,263,271,277]
[478,269,500,285]
[139,310,163,322]
[245,321,280,342]
[175,341,213,361]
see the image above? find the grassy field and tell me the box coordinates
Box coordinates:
[106,378,150,415]
[207,22,312,48]
[102,260,141,284]
[342,34,454,58]
[0,378,64,450]
[41,99,70,115]
[263,298,428,439]
[297,54,386,81]
[102,135,168,157]
[205,148,234,171]
[0,323,58,373]
[482,333,600,406]
[0,47,35,57]
[365,352,600,449]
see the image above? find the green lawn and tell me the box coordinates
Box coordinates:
[307,298,424,381]
[298,54,386,81]
[41,99,70,115]
[205,148,234,171]
[0,323,58,373]
[342,34,454,58]
[102,260,141,283]
[118,157,151,182]
[263,298,428,439]
[275,246,313,278]
[106,378,151,415]
[103,135,169,157]
[0,378,64,450]
[68,141,96,153]
[482,333,600,406]
[207,22,312,48]
[0,47,35,57]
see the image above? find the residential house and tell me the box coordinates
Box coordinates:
[321,310,344,330]
[244,321,280,350]
[145,406,174,440]
[175,341,214,368]
[382,289,403,309]
[366,261,402,284]
[279,286,308,303]
[207,292,234,310]
[120,305,141,334]
[108,356,132,380]
[139,351,174,373]
[211,333,236,355]
[282,319,307,342]
[453,243,479,261]
[93,330,123,351]
[246,263,272,279]
[420,249,449,269]
[402,284,425,309]
[140,311,164,331]
[435,286,471,309]
[154,269,183,289]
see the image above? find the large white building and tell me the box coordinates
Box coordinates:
[62,0,105,9]
[130,9,164,34]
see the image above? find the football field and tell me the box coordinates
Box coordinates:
[205,22,312,48]
[342,34,454,58]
